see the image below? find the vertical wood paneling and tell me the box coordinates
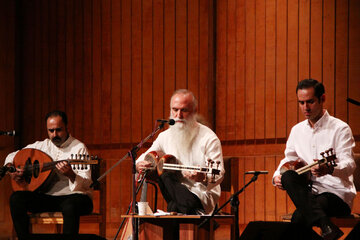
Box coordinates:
[92,0,102,143]
[264,156,276,221]
[65,0,75,135]
[142,0,153,136]
[298,0,310,82]
[74,0,84,139]
[215,0,227,139]
[275,0,287,139]
[120,0,132,143]
[335,0,348,121]
[131,0,142,142]
[83,0,94,143]
[255,0,265,140]
[187,0,199,105]
[164,0,176,116]
[199,0,215,127]
[310,0,323,80]
[175,0,187,89]
[153,0,165,120]
[0,0,15,235]
[265,0,276,139]
[323,0,335,115]
[244,157,255,223]
[111,0,121,143]
[348,0,360,135]
[226,0,236,140]
[101,0,112,143]
[287,0,299,135]
[245,0,255,140]
[235,0,246,140]
[254,157,265,221]
[56,0,67,112]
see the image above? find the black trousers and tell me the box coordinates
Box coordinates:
[10,191,93,239]
[157,172,204,214]
[281,170,350,227]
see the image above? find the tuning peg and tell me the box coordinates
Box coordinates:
[71,154,74,159]
[216,161,221,169]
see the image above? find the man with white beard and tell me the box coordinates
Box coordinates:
[136,89,224,214]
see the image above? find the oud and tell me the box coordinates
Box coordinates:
[11,148,98,192]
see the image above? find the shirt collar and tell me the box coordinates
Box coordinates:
[51,134,73,148]
[306,110,329,129]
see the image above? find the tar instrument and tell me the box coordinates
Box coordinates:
[11,148,98,192]
[142,151,221,183]
[280,148,337,177]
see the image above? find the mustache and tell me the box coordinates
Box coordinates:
[52,136,61,142]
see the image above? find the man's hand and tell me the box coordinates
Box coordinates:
[56,161,76,182]
[182,170,206,182]
[311,159,334,177]
[136,160,152,172]
[7,164,25,183]
[274,175,284,190]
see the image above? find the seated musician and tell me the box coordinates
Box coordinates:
[273,79,356,240]
[136,89,225,214]
[4,110,93,239]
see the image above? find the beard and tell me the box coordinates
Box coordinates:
[168,114,199,151]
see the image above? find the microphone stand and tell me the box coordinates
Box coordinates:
[91,122,167,240]
[113,170,149,240]
[198,173,262,240]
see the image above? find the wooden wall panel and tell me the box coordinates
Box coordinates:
[1,0,359,238]
[0,0,15,236]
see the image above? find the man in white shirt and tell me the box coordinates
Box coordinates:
[5,111,93,239]
[273,79,356,240]
[136,89,224,214]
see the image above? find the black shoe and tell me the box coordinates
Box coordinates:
[321,223,344,240]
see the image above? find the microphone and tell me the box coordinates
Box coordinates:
[0,165,16,179]
[157,119,175,126]
[347,98,360,106]
[0,130,16,136]
[245,171,268,175]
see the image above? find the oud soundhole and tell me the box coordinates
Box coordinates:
[23,157,32,184]
[33,160,40,178]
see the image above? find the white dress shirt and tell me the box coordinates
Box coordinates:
[273,111,356,208]
[137,123,225,214]
[5,135,93,197]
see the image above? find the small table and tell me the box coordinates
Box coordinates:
[121,214,235,240]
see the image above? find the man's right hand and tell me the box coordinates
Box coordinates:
[274,175,284,190]
[6,164,24,183]
[136,160,152,172]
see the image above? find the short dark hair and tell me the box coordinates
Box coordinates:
[296,79,325,99]
[45,110,68,126]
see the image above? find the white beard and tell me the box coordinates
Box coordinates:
[168,114,199,152]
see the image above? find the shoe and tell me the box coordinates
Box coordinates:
[321,223,344,240]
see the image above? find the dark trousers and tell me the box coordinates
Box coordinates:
[281,170,350,227]
[10,191,93,239]
[157,172,204,214]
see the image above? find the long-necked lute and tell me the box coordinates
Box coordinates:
[11,148,98,192]
[143,151,221,183]
[280,148,337,177]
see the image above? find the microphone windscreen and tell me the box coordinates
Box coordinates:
[168,119,175,125]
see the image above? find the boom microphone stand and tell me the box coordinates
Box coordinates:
[92,119,174,240]
[198,172,263,240]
